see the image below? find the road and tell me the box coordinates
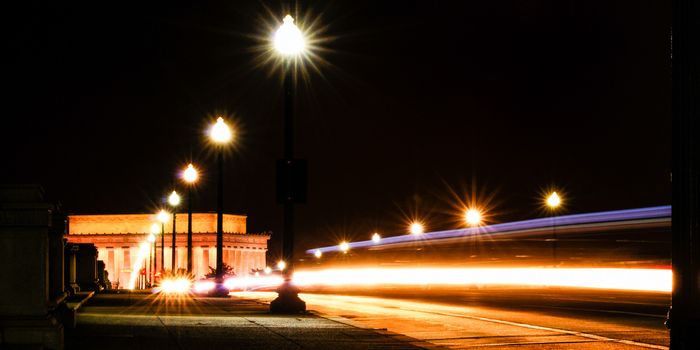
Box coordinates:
[237,287,670,349]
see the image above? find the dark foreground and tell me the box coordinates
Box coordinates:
[65,291,426,350]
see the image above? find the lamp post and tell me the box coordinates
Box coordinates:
[156,209,169,276]
[270,14,307,314]
[168,191,181,272]
[209,117,232,296]
[182,164,199,273]
[545,191,562,267]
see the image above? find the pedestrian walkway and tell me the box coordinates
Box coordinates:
[65,291,429,350]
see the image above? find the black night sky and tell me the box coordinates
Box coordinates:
[4,1,670,256]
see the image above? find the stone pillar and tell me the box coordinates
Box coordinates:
[0,185,64,349]
[65,244,80,293]
[75,243,100,292]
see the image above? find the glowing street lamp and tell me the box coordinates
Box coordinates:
[264,266,272,274]
[274,15,305,56]
[277,260,287,271]
[546,192,561,209]
[181,163,199,273]
[209,117,233,296]
[339,242,350,253]
[314,249,322,258]
[465,208,483,227]
[271,14,308,314]
[156,209,169,276]
[410,222,424,235]
[168,191,180,271]
[372,232,381,243]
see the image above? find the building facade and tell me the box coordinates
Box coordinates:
[66,213,270,287]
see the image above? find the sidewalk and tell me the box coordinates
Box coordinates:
[65,291,430,350]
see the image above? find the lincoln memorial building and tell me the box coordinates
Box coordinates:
[66,213,270,286]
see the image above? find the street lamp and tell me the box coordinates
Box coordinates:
[410,222,424,235]
[270,14,307,314]
[372,232,381,243]
[545,191,563,267]
[339,241,350,253]
[168,191,181,272]
[314,249,322,258]
[181,163,199,273]
[156,209,169,276]
[209,117,233,296]
[465,208,483,227]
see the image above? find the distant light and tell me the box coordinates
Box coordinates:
[210,117,233,144]
[168,191,181,206]
[193,280,215,293]
[183,163,199,184]
[410,222,424,235]
[161,277,192,294]
[147,234,156,243]
[372,232,381,243]
[546,192,562,209]
[274,15,305,56]
[157,209,170,223]
[254,271,260,277]
[264,266,272,274]
[465,208,483,226]
[314,249,322,258]
[277,260,287,271]
[150,223,160,235]
[339,241,350,253]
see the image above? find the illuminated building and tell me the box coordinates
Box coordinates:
[66,213,269,286]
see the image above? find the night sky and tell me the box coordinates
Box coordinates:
[4,1,670,257]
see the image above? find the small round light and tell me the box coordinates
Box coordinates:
[210,117,232,144]
[314,249,322,258]
[157,209,170,223]
[183,163,199,184]
[168,191,181,206]
[410,222,424,235]
[277,260,287,271]
[150,223,160,235]
[339,242,350,253]
[372,233,381,243]
[465,208,483,226]
[147,234,156,243]
[274,15,305,55]
[264,266,272,274]
[546,192,561,209]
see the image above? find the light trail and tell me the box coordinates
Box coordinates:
[307,205,671,254]
[222,267,671,293]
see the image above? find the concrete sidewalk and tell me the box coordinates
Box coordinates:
[65,291,430,350]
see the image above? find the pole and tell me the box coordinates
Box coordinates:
[282,64,294,279]
[187,187,193,273]
[160,223,165,275]
[153,237,157,283]
[552,214,557,267]
[670,1,700,347]
[171,211,176,272]
[216,151,224,279]
[270,59,306,313]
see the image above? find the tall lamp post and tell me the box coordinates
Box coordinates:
[168,191,181,272]
[270,14,307,313]
[209,117,233,296]
[182,164,199,274]
[545,191,562,267]
[156,209,169,277]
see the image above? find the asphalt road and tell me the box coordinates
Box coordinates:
[238,287,670,349]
